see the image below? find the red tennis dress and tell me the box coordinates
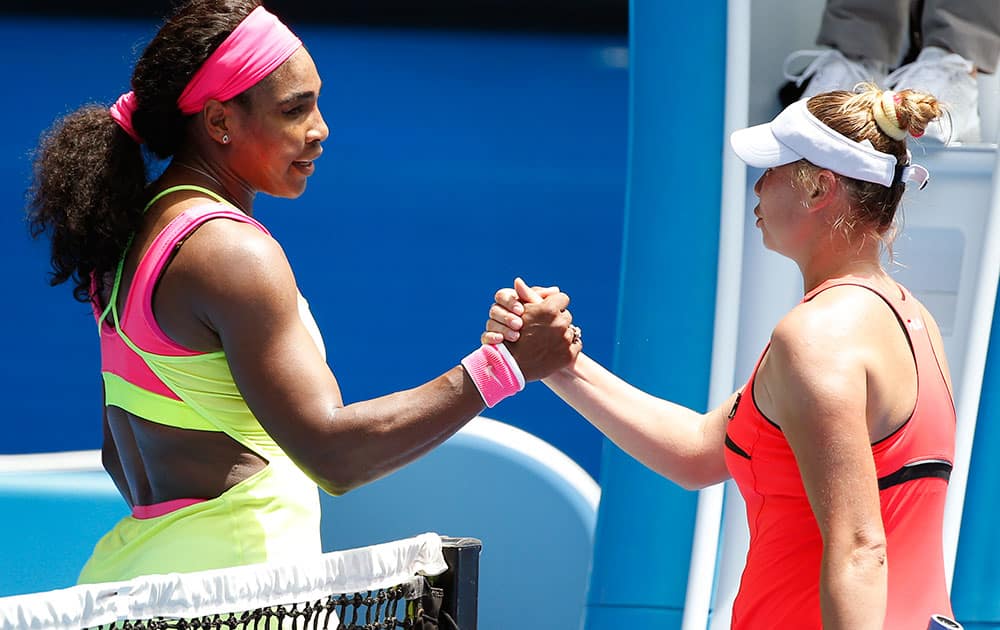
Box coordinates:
[724,277,955,629]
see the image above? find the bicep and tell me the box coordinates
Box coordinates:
[768,331,883,542]
[196,230,342,461]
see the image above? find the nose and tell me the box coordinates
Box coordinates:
[309,105,330,143]
[753,172,765,196]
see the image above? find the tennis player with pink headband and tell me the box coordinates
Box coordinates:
[29,0,579,583]
[486,85,958,628]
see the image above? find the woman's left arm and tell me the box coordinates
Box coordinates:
[766,304,887,630]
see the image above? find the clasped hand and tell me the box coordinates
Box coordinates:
[483,278,580,381]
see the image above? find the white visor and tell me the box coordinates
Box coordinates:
[730,99,929,189]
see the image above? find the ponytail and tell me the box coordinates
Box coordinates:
[28,0,262,303]
[27,105,147,302]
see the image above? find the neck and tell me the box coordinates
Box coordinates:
[797,235,888,293]
[170,156,255,215]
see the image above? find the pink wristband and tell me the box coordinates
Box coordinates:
[461,344,525,408]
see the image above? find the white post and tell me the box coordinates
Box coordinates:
[943,151,1000,588]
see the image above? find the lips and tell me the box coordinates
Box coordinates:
[294,147,322,166]
[292,160,316,177]
[292,146,322,175]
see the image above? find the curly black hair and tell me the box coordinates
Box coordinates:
[27,0,261,302]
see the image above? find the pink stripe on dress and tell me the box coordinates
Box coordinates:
[98,204,270,398]
[122,205,270,355]
[132,497,206,519]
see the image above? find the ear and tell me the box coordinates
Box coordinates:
[201,99,232,146]
[805,169,839,211]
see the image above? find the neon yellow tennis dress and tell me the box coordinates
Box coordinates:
[78,186,323,584]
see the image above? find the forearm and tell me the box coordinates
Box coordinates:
[543,353,729,489]
[820,543,888,630]
[314,365,485,494]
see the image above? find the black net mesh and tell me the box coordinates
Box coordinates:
[85,580,445,630]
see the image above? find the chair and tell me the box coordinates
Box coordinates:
[319,416,600,630]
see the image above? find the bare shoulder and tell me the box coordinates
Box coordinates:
[163,214,299,324]
[771,285,887,361]
[180,215,292,281]
[765,285,895,402]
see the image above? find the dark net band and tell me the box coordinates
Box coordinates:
[84,579,444,630]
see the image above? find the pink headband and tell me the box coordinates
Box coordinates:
[109,6,302,143]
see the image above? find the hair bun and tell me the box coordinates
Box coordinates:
[872,90,908,140]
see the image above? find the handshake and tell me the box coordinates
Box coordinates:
[463,278,582,408]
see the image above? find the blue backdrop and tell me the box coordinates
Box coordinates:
[0,15,628,478]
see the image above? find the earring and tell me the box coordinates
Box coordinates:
[221,134,230,144]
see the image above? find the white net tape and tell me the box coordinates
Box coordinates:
[0,532,448,630]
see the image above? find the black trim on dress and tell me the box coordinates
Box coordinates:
[877,461,952,491]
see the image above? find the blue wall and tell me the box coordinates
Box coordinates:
[0,16,628,478]
[585,1,727,627]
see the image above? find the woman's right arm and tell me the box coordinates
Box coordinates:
[488,280,733,489]
[172,222,577,496]
[545,354,734,489]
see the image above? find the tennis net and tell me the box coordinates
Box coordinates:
[0,533,480,630]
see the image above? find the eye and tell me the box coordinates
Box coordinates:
[284,106,304,117]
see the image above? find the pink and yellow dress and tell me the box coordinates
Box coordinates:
[79,185,324,584]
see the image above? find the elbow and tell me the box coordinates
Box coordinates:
[317,480,352,497]
[675,476,711,492]
[830,527,887,573]
[672,467,721,491]
[308,446,388,497]
[312,463,375,497]
[282,440,360,496]
[297,409,383,496]
[851,533,888,568]
[654,419,729,491]
[661,450,728,491]
[646,461,715,491]
[851,525,887,556]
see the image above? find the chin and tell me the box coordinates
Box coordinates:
[270,182,309,200]
[288,175,311,198]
